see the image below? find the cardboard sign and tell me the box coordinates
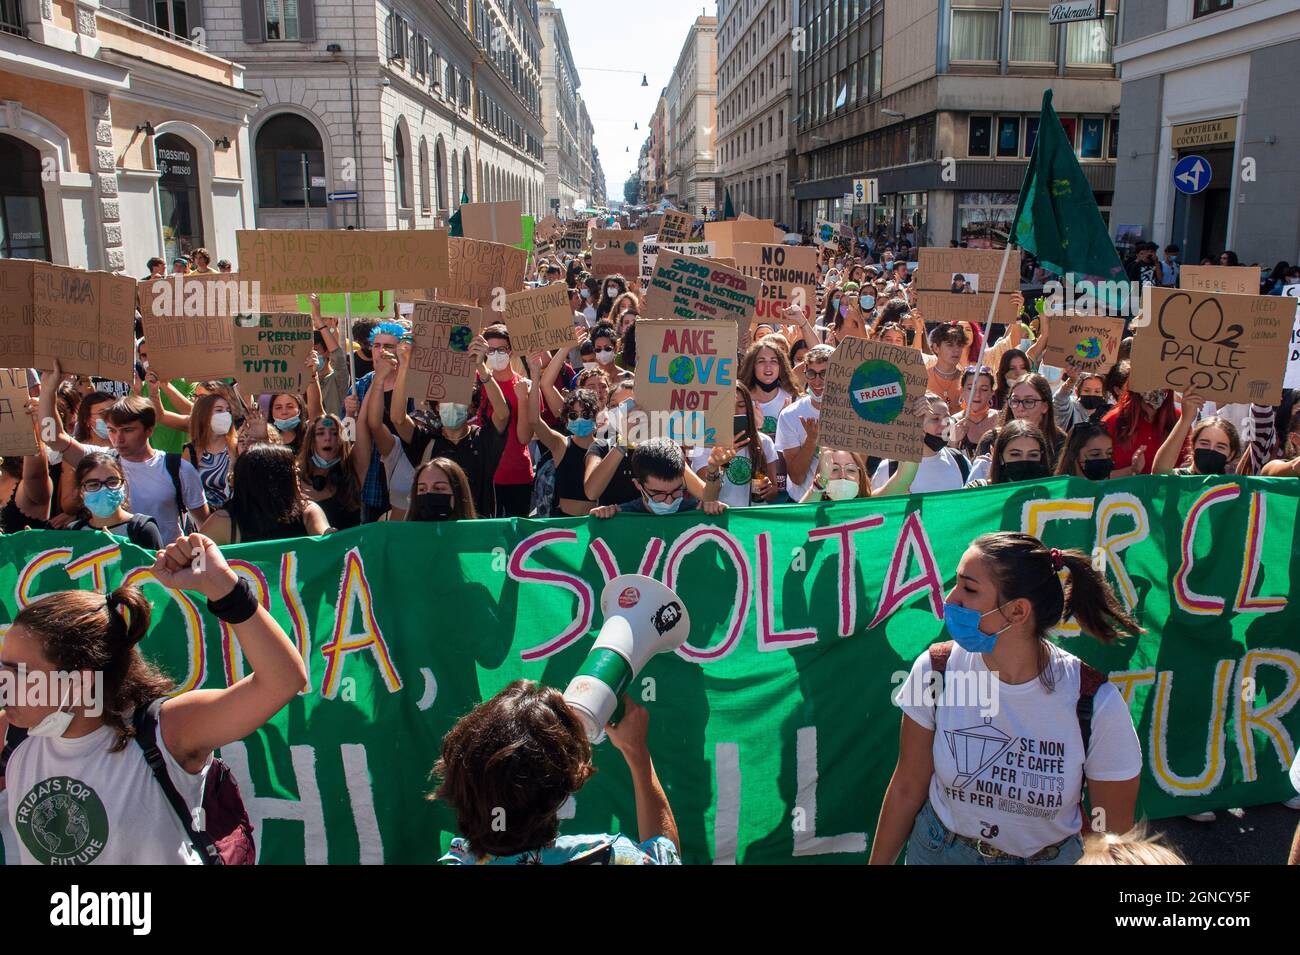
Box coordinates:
[659,210,692,245]
[232,312,314,395]
[535,215,564,243]
[814,221,840,248]
[642,214,664,237]
[820,337,927,462]
[1179,265,1260,296]
[915,247,1023,325]
[915,291,1020,325]
[1129,286,1292,405]
[0,259,34,368]
[706,218,780,259]
[0,368,37,458]
[501,283,575,357]
[644,250,759,329]
[1281,285,1300,389]
[640,236,717,283]
[137,275,241,380]
[734,242,818,324]
[460,201,524,246]
[1041,315,1125,376]
[590,229,641,280]
[235,229,450,295]
[30,265,135,378]
[406,300,483,405]
[639,320,737,447]
[97,274,137,383]
[442,237,527,307]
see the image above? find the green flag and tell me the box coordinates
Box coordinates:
[1013,90,1124,285]
[723,188,735,221]
[448,190,469,237]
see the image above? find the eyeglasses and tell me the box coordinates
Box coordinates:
[486,346,510,356]
[1008,397,1042,410]
[643,484,685,503]
[803,368,828,380]
[81,477,124,493]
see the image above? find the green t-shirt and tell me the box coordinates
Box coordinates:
[141,380,196,454]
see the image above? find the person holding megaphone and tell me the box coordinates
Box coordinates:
[434,575,689,865]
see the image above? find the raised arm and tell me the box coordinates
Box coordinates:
[145,372,192,432]
[1152,392,1201,474]
[875,459,919,497]
[528,374,568,460]
[363,357,395,457]
[305,351,324,422]
[539,346,569,419]
[37,362,90,467]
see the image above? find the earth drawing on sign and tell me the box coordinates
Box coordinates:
[848,360,906,424]
[449,326,473,352]
[1074,336,1103,362]
[668,356,695,385]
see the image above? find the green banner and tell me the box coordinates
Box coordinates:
[2,476,1297,864]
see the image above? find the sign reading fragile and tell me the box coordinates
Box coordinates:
[235,229,450,295]
[820,337,928,462]
[644,250,759,328]
[639,320,737,447]
[1129,286,1292,405]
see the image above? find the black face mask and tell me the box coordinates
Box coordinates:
[410,492,454,521]
[1079,394,1108,413]
[754,379,781,395]
[923,432,948,453]
[1001,459,1050,483]
[1193,447,1228,475]
[1080,457,1115,481]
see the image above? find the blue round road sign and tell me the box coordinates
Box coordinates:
[1173,154,1211,196]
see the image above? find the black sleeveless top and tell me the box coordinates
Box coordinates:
[319,492,361,531]
[1,482,49,534]
[554,440,593,506]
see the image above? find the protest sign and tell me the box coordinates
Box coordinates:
[96,274,137,383]
[914,247,1023,324]
[640,236,717,284]
[642,214,664,237]
[1282,286,1300,389]
[232,312,315,395]
[1179,265,1260,295]
[460,200,524,246]
[707,218,780,259]
[235,229,450,295]
[644,250,759,330]
[4,475,1296,863]
[820,337,927,461]
[734,242,818,324]
[1130,286,1292,405]
[659,210,692,245]
[535,215,564,243]
[0,258,34,368]
[590,229,641,279]
[442,237,527,307]
[0,368,37,457]
[31,265,135,378]
[639,319,737,447]
[502,283,575,357]
[405,300,483,405]
[814,220,839,248]
[1041,314,1125,376]
[137,275,241,380]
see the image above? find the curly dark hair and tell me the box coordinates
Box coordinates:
[562,387,600,422]
[432,680,594,857]
[224,443,308,542]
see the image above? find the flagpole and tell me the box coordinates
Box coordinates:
[963,239,1016,414]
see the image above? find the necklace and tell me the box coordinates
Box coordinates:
[933,364,960,380]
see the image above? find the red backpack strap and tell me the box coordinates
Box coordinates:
[928,640,954,675]
[1076,662,1109,837]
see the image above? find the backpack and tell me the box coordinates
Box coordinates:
[70,513,161,549]
[132,700,256,865]
[889,449,971,483]
[163,452,190,534]
[927,640,1107,836]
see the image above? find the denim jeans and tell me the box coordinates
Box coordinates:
[905,800,1083,866]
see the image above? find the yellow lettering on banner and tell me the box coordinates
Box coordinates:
[1232,650,1300,783]
[16,548,74,608]
[1107,668,1156,707]
[120,566,207,694]
[1022,498,1095,636]
[1148,661,1233,796]
[1094,494,1150,613]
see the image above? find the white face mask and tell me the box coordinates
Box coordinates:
[27,685,74,739]
[606,285,619,299]
[487,351,511,372]
[825,478,860,501]
[210,411,233,435]
[595,347,617,365]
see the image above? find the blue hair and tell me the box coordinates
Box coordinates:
[370,321,407,344]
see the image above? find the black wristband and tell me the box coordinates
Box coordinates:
[206,577,259,625]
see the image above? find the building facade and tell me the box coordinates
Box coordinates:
[717,0,794,225]
[108,0,548,258]
[665,14,718,217]
[0,0,256,271]
[1110,0,1300,265]
[792,0,1121,248]
[539,0,583,215]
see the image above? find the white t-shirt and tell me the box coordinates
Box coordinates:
[753,387,793,439]
[383,440,417,516]
[966,456,992,485]
[688,433,779,508]
[5,700,211,865]
[117,448,206,544]
[775,393,821,503]
[871,448,968,494]
[898,643,1141,858]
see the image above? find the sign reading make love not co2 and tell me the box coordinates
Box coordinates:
[641,320,737,447]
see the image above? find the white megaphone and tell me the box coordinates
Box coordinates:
[563,574,691,743]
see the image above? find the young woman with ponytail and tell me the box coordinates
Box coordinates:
[871,532,1143,866]
[0,534,307,864]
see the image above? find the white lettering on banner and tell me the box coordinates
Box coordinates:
[713,742,741,865]
[792,726,868,856]
[341,744,385,864]
[220,742,329,864]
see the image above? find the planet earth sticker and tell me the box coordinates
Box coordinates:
[668,356,694,384]
[848,360,906,424]
[1074,336,1103,361]
[623,241,639,256]
[726,455,753,485]
[449,325,473,352]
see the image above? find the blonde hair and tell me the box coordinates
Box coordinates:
[1077,823,1187,865]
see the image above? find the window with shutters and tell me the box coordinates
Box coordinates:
[414,35,427,78]
[153,0,188,39]
[446,64,456,101]
[388,12,409,63]
[459,74,471,108]
[265,0,300,40]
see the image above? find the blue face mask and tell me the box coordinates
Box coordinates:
[566,417,596,438]
[619,398,635,415]
[84,486,126,518]
[438,403,470,429]
[942,602,1012,654]
[273,415,301,432]
[94,418,111,439]
[311,453,339,469]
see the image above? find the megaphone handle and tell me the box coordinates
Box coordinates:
[608,695,627,727]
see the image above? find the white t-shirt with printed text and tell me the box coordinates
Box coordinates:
[898,643,1141,858]
[688,433,780,508]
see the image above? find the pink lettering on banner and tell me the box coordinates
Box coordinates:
[756,532,817,651]
[1173,484,1241,617]
[806,515,886,637]
[587,537,666,584]
[664,526,751,662]
[509,529,594,661]
[868,512,946,629]
[320,548,403,696]
[221,560,272,686]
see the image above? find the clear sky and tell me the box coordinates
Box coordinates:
[551,0,718,202]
